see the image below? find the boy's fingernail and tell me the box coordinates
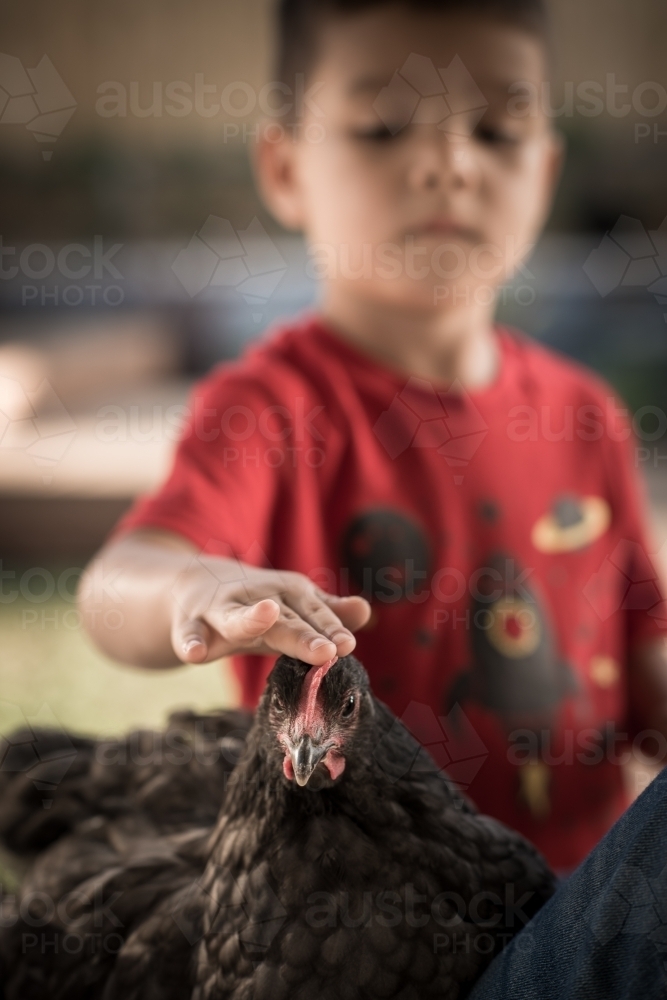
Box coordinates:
[184,638,203,653]
[331,632,352,644]
[309,636,333,650]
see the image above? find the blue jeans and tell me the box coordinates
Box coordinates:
[470,767,667,1000]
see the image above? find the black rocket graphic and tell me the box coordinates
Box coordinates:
[447,552,579,730]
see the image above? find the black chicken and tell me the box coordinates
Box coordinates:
[0,707,252,853]
[0,654,555,999]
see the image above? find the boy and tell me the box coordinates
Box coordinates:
[80,0,667,872]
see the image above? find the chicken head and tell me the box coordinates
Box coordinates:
[259,654,374,790]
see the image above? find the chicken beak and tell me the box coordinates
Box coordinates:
[290,734,328,787]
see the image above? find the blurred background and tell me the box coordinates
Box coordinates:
[0,0,666,781]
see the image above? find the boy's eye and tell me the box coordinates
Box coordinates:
[351,123,403,142]
[475,123,520,146]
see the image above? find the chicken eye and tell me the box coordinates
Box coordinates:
[341,694,356,719]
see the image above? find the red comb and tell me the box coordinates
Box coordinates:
[296,655,338,733]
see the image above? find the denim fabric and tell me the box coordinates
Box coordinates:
[470,767,667,1000]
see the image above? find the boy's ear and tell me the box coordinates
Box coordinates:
[532,126,566,234]
[250,121,306,233]
[543,127,567,206]
[548,127,566,189]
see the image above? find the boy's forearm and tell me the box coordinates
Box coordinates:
[78,532,198,668]
[79,529,369,670]
[628,637,667,746]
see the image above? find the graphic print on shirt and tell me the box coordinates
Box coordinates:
[339,507,432,603]
[446,552,581,820]
[113,316,667,869]
[531,494,612,553]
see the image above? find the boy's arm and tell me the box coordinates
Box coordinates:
[628,637,667,747]
[598,391,667,757]
[78,529,370,669]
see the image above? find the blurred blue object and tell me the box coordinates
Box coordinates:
[1,231,666,405]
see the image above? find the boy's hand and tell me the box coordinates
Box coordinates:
[629,636,667,748]
[79,531,371,670]
[171,559,371,666]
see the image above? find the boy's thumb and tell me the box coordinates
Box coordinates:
[172,612,211,663]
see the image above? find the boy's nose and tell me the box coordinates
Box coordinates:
[406,131,478,191]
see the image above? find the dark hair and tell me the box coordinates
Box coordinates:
[274,0,551,92]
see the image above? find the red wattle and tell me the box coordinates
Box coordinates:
[324,750,346,780]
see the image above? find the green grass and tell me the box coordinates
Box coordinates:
[0,593,239,740]
[0,591,240,888]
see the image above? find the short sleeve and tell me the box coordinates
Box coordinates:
[601,392,667,645]
[111,368,284,561]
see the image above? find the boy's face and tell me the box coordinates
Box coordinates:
[257,4,563,313]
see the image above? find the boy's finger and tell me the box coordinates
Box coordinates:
[319,593,372,632]
[172,613,212,663]
[260,613,338,664]
[206,598,281,645]
[285,593,358,655]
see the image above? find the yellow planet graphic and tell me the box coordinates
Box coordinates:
[531,494,611,554]
[589,655,620,688]
[518,759,551,820]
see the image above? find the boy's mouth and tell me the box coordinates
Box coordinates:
[408,217,482,241]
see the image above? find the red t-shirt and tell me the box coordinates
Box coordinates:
[116,312,667,871]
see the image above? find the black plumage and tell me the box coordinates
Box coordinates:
[0,654,555,999]
[0,708,252,853]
